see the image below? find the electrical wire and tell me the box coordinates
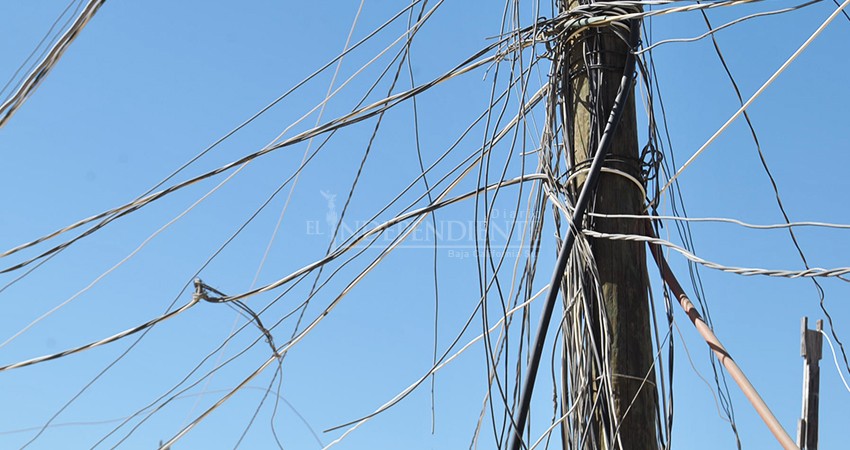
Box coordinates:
[0,27,521,277]
[0,0,427,264]
[0,299,197,373]
[655,0,850,205]
[98,90,543,446]
[0,386,323,447]
[821,330,850,393]
[0,163,249,350]
[183,0,368,432]
[0,0,83,99]
[324,286,550,447]
[635,0,821,54]
[0,0,106,128]
[585,229,850,279]
[586,213,850,230]
[8,2,848,448]
[158,91,551,447]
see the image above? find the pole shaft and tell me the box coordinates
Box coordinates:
[799,317,822,449]
[565,1,658,447]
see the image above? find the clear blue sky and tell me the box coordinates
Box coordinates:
[1,1,849,449]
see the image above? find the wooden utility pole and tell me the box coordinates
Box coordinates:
[507,6,656,450]
[797,317,823,450]
[563,2,658,448]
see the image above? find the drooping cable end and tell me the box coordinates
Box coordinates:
[193,280,279,358]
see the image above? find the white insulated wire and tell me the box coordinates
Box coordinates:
[655,0,850,205]
[821,330,850,394]
[584,229,850,280]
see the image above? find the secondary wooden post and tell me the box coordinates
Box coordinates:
[797,317,823,450]
[562,2,657,449]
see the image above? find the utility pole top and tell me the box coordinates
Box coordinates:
[800,317,824,362]
[798,316,823,450]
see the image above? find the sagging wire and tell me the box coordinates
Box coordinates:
[193,279,280,359]
[282,0,440,396]
[26,110,381,446]
[0,162,251,351]
[401,0,443,433]
[22,166,333,446]
[208,88,548,306]
[637,5,738,443]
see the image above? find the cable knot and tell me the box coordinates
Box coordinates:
[193,278,226,303]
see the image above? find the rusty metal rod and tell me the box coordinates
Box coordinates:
[645,225,799,450]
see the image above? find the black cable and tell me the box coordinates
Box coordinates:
[507,18,640,450]
[832,0,850,23]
